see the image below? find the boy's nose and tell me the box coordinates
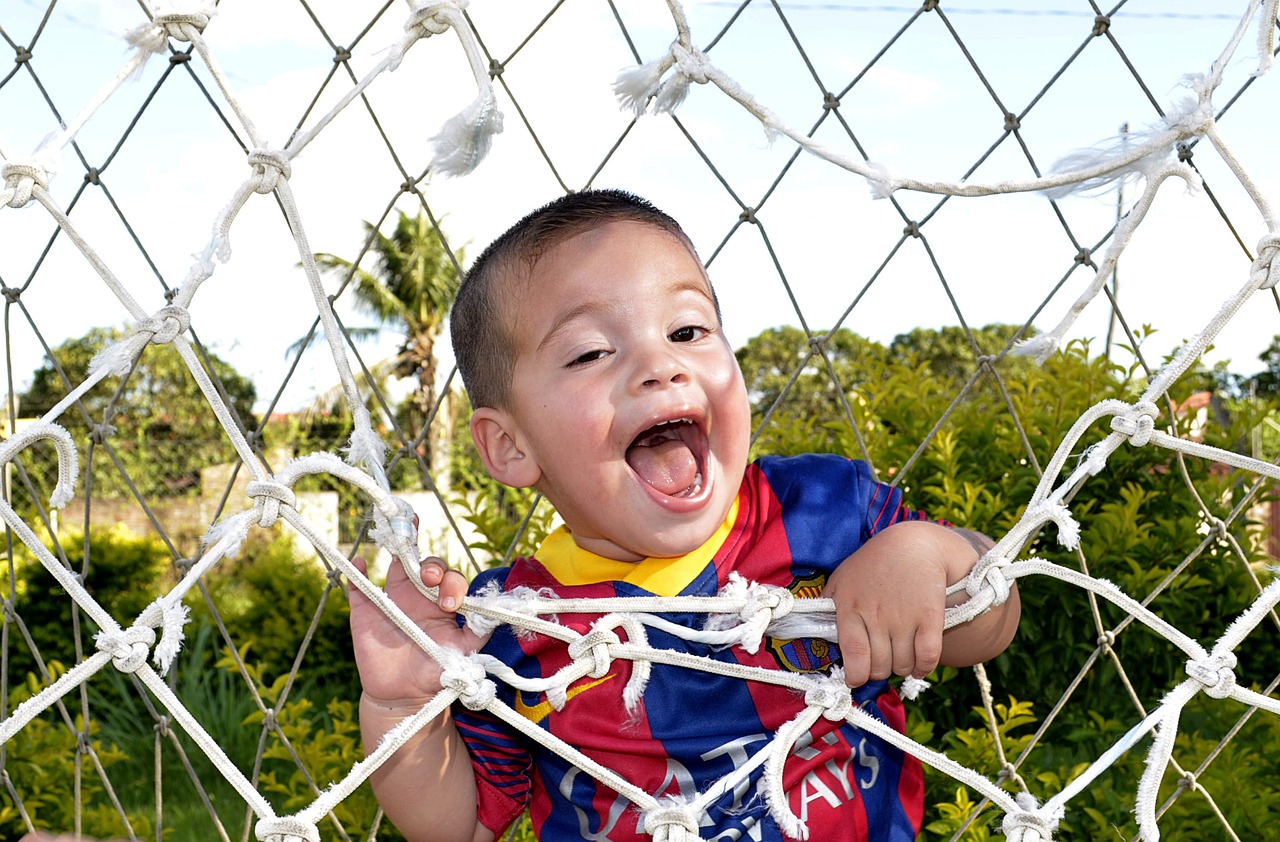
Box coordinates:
[634,348,689,390]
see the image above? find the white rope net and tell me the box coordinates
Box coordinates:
[1,1,1279,841]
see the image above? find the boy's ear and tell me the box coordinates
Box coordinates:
[470,407,541,488]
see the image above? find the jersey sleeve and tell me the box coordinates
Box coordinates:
[451,566,534,835]
[754,454,946,570]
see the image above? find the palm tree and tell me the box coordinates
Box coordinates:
[311,210,462,475]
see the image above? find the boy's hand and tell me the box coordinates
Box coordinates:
[824,521,1019,688]
[348,554,488,710]
[823,521,967,688]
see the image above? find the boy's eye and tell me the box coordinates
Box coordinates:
[568,349,608,367]
[669,325,708,343]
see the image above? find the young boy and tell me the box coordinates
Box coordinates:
[348,189,1021,842]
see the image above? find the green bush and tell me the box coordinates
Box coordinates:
[1,526,174,685]
[738,326,1280,838]
[0,662,154,840]
[188,530,359,703]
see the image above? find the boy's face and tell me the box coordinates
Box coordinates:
[473,220,751,562]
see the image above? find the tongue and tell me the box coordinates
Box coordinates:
[627,437,698,496]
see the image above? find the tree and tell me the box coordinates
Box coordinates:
[888,323,1033,384]
[18,327,256,500]
[1243,334,1280,399]
[313,210,461,429]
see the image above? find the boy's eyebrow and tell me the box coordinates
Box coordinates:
[535,277,714,352]
[536,300,608,351]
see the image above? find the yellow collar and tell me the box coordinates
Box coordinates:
[534,498,739,597]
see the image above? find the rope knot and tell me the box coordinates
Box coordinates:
[247,148,292,193]
[3,160,50,208]
[708,574,795,654]
[1186,652,1237,699]
[642,803,701,842]
[407,1,464,38]
[568,626,621,678]
[804,672,854,721]
[136,305,190,345]
[1,285,19,303]
[154,11,212,42]
[255,817,321,842]
[441,656,496,710]
[246,480,298,528]
[1251,233,1280,290]
[1001,792,1062,842]
[670,42,711,85]
[96,625,157,673]
[965,561,1012,605]
[1110,402,1159,447]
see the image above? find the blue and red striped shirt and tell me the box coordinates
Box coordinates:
[455,454,931,840]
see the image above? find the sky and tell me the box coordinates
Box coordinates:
[1,0,1278,416]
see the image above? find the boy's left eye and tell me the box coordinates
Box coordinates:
[669,325,707,343]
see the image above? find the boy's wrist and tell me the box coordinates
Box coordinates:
[360,691,437,716]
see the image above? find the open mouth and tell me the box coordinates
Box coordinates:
[624,418,706,499]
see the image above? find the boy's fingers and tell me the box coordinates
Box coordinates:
[437,569,468,612]
[912,623,943,678]
[891,631,919,678]
[866,627,893,683]
[838,615,872,687]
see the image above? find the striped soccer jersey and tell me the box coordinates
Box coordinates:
[455,454,931,841]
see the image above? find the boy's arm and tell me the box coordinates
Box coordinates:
[349,556,496,842]
[823,520,1020,688]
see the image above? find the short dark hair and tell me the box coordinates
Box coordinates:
[450,188,715,409]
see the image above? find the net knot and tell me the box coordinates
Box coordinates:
[568,626,622,678]
[1186,652,1237,699]
[1092,15,1111,37]
[804,671,854,721]
[1001,792,1062,842]
[407,1,464,38]
[441,655,496,710]
[1096,630,1116,651]
[246,480,298,528]
[3,160,50,208]
[154,11,213,42]
[709,574,794,654]
[1,286,19,303]
[90,423,116,444]
[255,817,320,842]
[641,802,702,842]
[966,560,1012,605]
[247,148,292,193]
[670,41,711,85]
[137,305,191,345]
[1110,402,1158,447]
[96,625,157,674]
[1251,233,1280,289]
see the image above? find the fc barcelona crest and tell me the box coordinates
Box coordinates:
[767,573,841,672]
